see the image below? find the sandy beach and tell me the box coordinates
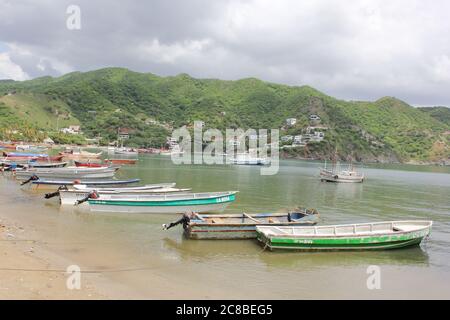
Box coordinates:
[0,215,108,299]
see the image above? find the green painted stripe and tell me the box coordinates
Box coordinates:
[88,194,236,207]
[265,238,423,250]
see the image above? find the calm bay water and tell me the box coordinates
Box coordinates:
[1,155,449,298]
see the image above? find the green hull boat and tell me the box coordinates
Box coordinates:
[256,220,432,251]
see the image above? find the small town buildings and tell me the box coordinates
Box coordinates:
[286,118,297,126]
[281,135,293,143]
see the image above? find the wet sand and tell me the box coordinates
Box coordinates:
[0,216,105,299]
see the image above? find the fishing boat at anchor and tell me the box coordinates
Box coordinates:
[56,183,191,205]
[83,191,238,214]
[74,160,109,168]
[30,178,141,188]
[15,166,118,180]
[256,220,432,251]
[59,149,103,160]
[319,152,364,183]
[164,208,320,240]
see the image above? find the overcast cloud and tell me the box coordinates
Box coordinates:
[0,0,450,106]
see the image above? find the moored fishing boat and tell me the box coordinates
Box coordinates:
[84,191,238,214]
[319,152,364,183]
[15,166,118,180]
[59,149,103,160]
[230,153,270,166]
[28,161,68,168]
[256,220,432,251]
[74,160,108,168]
[105,159,138,165]
[57,184,190,205]
[30,178,140,188]
[164,208,320,240]
[114,147,138,155]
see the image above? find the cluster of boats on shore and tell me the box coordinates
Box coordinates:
[0,147,433,252]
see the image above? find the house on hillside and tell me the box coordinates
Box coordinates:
[309,114,321,121]
[118,127,133,140]
[60,125,81,135]
[286,118,297,126]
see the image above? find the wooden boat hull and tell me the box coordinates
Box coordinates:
[105,159,137,165]
[320,170,364,183]
[59,187,190,206]
[15,168,116,180]
[31,178,140,189]
[74,161,108,168]
[185,211,319,240]
[87,192,237,214]
[256,221,432,251]
[29,162,68,168]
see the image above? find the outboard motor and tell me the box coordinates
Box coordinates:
[44,185,68,199]
[20,174,39,186]
[75,190,100,205]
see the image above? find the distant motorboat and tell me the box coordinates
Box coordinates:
[230,153,271,166]
[114,147,138,155]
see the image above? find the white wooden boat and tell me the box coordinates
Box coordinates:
[30,178,141,189]
[320,154,364,183]
[320,168,364,183]
[114,147,138,155]
[15,166,118,180]
[256,220,432,251]
[83,191,238,214]
[57,184,192,205]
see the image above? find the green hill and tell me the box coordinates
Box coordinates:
[0,67,449,162]
[418,106,450,127]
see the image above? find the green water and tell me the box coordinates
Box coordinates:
[1,155,449,298]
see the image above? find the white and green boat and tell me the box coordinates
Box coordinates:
[256,220,432,251]
[86,191,238,214]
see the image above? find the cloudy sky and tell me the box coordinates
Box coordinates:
[1,0,450,106]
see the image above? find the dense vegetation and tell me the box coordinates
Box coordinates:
[0,68,449,162]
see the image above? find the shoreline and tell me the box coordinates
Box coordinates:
[0,215,107,299]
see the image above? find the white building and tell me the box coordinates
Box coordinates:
[281,135,293,143]
[309,114,321,121]
[286,118,297,126]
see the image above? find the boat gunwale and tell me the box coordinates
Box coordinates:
[256,220,432,239]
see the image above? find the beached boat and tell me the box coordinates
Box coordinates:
[4,152,49,158]
[28,161,68,168]
[167,208,319,240]
[74,160,108,168]
[84,191,238,214]
[58,184,191,205]
[15,166,118,180]
[3,153,63,162]
[59,150,103,160]
[31,178,140,188]
[256,220,432,251]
